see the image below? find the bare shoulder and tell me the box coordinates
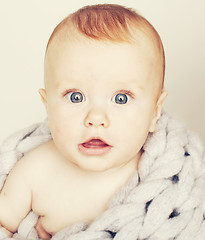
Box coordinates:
[20,140,59,173]
[0,142,56,232]
[7,140,58,182]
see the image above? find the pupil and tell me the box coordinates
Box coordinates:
[75,95,80,100]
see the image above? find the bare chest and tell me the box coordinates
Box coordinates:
[32,172,120,235]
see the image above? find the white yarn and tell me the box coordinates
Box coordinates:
[0,112,205,240]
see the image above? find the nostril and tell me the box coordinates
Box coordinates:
[88,122,105,127]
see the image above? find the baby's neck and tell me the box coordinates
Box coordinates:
[65,151,140,186]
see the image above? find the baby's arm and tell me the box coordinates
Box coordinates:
[0,155,33,235]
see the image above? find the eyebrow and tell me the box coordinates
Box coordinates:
[55,77,145,91]
[55,80,74,90]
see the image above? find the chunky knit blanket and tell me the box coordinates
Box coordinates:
[0,112,205,240]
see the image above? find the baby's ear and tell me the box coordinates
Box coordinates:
[38,88,47,108]
[149,90,168,132]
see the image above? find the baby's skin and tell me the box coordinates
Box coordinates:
[0,140,138,239]
[0,12,167,238]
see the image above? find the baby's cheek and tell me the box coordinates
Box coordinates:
[48,116,65,140]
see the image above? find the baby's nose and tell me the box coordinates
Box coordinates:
[84,108,110,128]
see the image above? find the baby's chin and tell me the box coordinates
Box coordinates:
[71,157,117,173]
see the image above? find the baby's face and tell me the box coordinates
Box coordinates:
[41,38,166,172]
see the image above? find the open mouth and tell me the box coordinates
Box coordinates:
[82,139,109,148]
[78,138,112,156]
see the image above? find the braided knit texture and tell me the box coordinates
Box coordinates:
[0,112,205,240]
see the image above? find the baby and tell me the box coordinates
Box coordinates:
[0,4,167,239]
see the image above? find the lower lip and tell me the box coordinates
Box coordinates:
[78,144,112,156]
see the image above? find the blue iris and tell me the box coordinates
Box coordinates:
[115,93,128,104]
[70,92,84,103]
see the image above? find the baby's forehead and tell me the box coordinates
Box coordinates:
[47,26,160,64]
[45,36,163,97]
[49,28,163,75]
[46,33,158,72]
[48,21,163,78]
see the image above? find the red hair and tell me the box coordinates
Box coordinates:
[46,4,165,83]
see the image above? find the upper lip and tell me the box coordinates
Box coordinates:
[80,137,112,147]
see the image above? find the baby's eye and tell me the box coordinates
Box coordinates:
[113,93,129,104]
[65,91,85,103]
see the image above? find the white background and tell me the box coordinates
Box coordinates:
[0,0,204,145]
